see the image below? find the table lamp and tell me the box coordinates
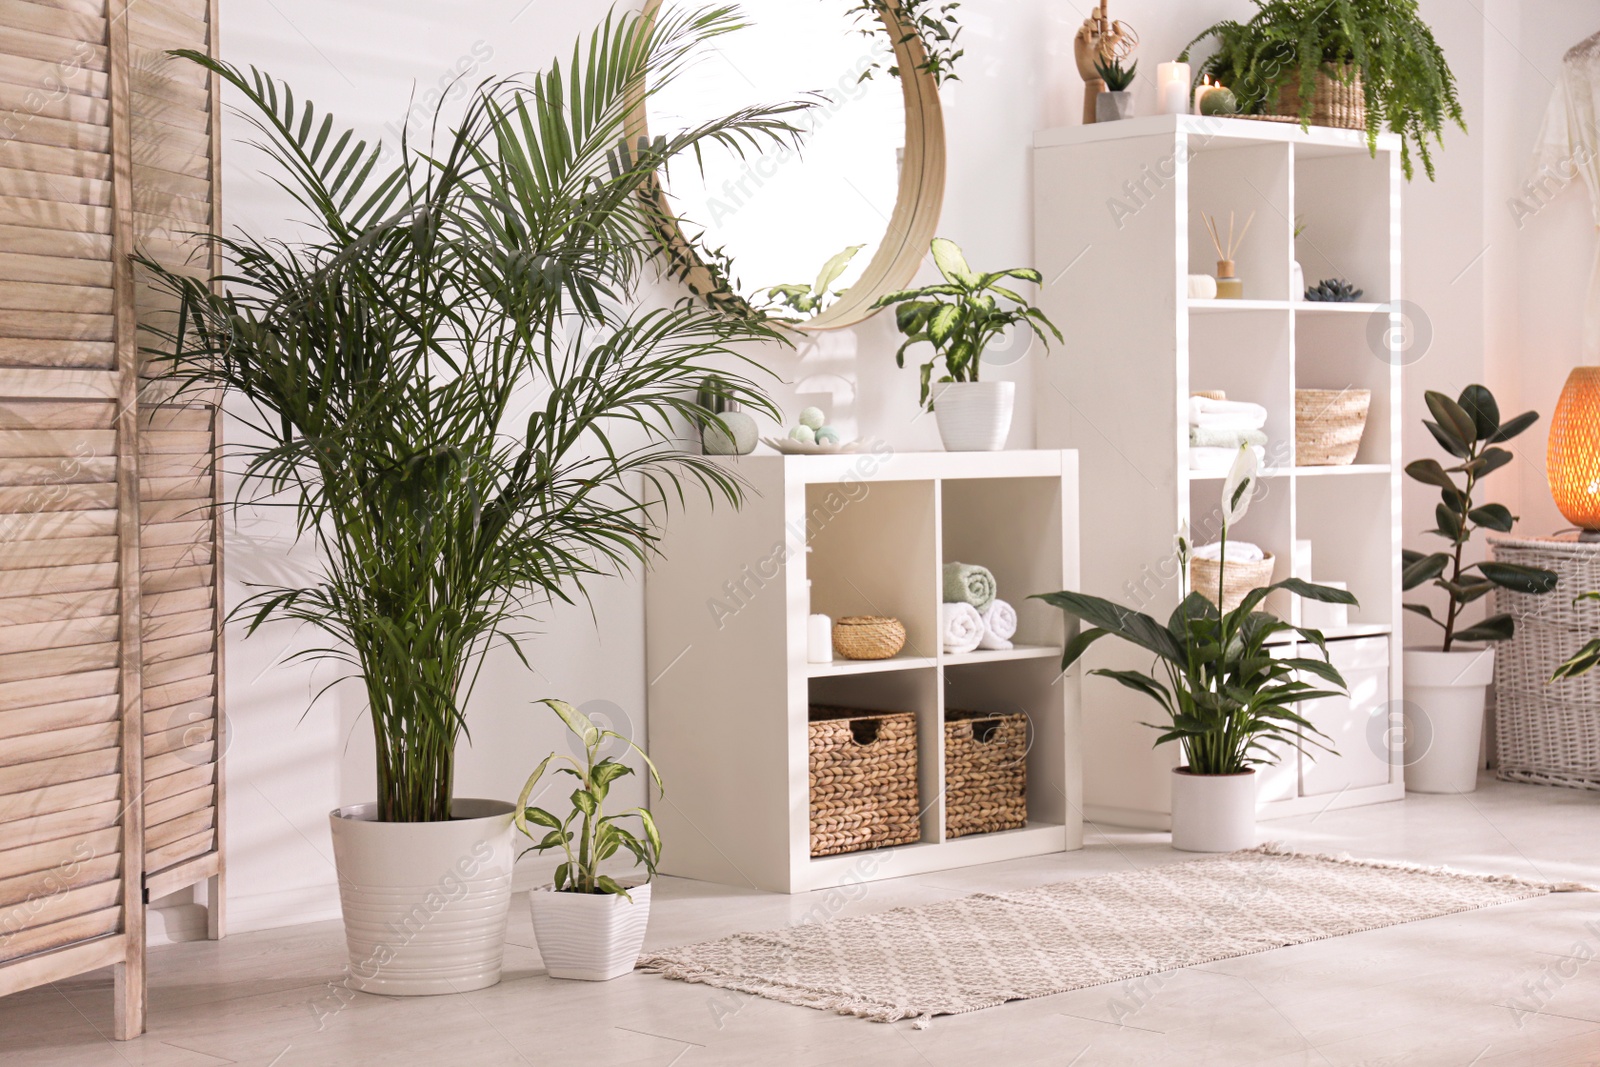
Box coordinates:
[1548,366,1600,540]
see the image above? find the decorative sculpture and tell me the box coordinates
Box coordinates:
[1073,2,1138,124]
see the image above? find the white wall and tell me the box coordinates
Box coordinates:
[205,0,1598,930]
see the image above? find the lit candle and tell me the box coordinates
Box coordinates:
[1192,76,1215,116]
[1158,61,1190,116]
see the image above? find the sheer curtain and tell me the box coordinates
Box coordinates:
[1533,32,1600,359]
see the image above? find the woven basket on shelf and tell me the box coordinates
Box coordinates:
[1191,552,1276,613]
[808,707,921,856]
[944,710,1027,838]
[1235,64,1366,130]
[1488,537,1600,790]
[832,615,907,661]
[1295,389,1370,466]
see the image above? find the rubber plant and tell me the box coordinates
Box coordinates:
[135,8,806,823]
[1180,0,1465,179]
[1036,446,1357,775]
[872,238,1063,409]
[1402,385,1558,651]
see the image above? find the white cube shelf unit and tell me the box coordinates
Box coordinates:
[644,450,1082,893]
[1032,115,1405,829]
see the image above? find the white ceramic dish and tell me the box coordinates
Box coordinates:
[760,436,861,456]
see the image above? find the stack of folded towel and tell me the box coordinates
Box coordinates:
[941,562,1019,652]
[1189,394,1268,472]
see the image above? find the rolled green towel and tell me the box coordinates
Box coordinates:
[943,561,997,611]
[1190,425,1268,449]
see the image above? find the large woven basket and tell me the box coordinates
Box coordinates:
[944,710,1027,838]
[1489,537,1600,790]
[1191,552,1275,613]
[1236,64,1365,130]
[832,615,907,661]
[808,706,921,856]
[1296,389,1370,466]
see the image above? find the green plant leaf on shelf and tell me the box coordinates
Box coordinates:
[1453,615,1517,643]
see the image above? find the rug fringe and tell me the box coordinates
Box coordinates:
[634,956,923,1025]
[1245,841,1596,893]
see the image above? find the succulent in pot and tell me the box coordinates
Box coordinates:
[1093,57,1137,122]
[519,700,663,981]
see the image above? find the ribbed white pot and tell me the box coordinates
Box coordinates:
[328,798,515,996]
[1170,768,1257,853]
[1403,647,1495,794]
[529,881,652,981]
[933,381,1014,451]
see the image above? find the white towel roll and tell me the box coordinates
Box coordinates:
[1192,540,1265,562]
[1189,395,1268,430]
[942,602,985,654]
[1187,274,1218,300]
[979,599,1017,650]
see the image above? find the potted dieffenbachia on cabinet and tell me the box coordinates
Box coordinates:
[1037,446,1357,851]
[1401,386,1556,793]
[873,239,1062,451]
[137,9,799,994]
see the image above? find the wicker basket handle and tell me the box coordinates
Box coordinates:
[969,719,1001,743]
[849,718,883,746]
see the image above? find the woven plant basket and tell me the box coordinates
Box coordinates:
[1191,552,1276,613]
[1488,537,1600,790]
[808,706,921,856]
[1295,389,1370,466]
[944,710,1027,838]
[832,615,907,661]
[1236,64,1366,130]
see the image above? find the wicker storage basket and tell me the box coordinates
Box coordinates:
[808,706,921,856]
[1489,537,1600,790]
[1295,389,1370,466]
[1236,64,1366,130]
[944,710,1027,838]
[832,615,907,661]
[1191,552,1275,613]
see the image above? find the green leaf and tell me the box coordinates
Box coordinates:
[1453,614,1516,643]
[1434,502,1464,541]
[570,787,598,817]
[536,829,568,850]
[1425,391,1477,450]
[930,237,977,286]
[1467,503,1514,532]
[1457,384,1500,440]
[927,303,962,346]
[1402,551,1450,590]
[1488,410,1539,443]
[1474,561,1558,594]
[594,875,634,899]
[1423,420,1471,459]
[813,244,865,295]
[1464,448,1513,478]
[1553,638,1600,681]
[1058,625,1110,671]
[542,698,600,750]
[522,806,562,830]
[1404,458,1458,492]
[1404,602,1444,627]
[1033,590,1185,664]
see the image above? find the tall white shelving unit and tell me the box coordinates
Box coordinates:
[644,450,1081,893]
[1033,114,1405,829]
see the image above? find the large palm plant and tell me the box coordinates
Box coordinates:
[137,8,808,822]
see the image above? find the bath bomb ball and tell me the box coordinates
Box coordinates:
[814,426,840,446]
[788,425,816,444]
[798,406,826,430]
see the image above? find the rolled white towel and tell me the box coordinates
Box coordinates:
[1190,445,1265,471]
[1192,540,1265,562]
[979,599,1017,651]
[942,602,985,654]
[1189,395,1268,430]
[1187,274,1218,300]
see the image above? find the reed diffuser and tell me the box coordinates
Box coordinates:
[1202,210,1254,299]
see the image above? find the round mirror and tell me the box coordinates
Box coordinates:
[639,0,945,330]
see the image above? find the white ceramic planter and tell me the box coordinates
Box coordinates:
[1170,768,1257,853]
[933,381,1015,452]
[529,881,652,981]
[1402,647,1495,794]
[328,798,515,996]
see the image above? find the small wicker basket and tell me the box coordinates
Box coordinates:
[832,615,907,660]
[1295,389,1370,466]
[1191,552,1276,613]
[944,710,1028,838]
[808,706,921,856]
[1235,64,1366,130]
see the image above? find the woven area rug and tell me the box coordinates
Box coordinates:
[638,844,1589,1025]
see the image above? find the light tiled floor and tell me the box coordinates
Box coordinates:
[5,777,1599,1066]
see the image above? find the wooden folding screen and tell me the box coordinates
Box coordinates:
[0,0,223,1038]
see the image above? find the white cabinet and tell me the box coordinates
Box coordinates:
[1300,636,1392,796]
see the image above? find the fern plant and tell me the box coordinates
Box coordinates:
[1181,0,1465,179]
[136,9,805,823]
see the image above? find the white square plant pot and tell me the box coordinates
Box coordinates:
[529,881,652,981]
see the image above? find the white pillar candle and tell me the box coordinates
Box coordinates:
[1158,61,1190,115]
[1193,76,1217,116]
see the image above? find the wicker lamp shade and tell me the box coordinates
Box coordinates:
[1548,367,1600,534]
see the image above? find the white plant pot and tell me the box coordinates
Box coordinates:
[1170,768,1257,853]
[1095,90,1134,122]
[1402,647,1494,794]
[933,381,1015,452]
[529,881,652,981]
[328,798,515,996]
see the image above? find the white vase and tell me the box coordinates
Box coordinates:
[1170,768,1257,852]
[933,381,1015,451]
[1402,647,1495,794]
[529,881,652,981]
[1291,260,1305,300]
[328,798,515,996]
[701,410,758,455]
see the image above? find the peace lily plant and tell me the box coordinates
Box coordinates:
[1037,445,1357,851]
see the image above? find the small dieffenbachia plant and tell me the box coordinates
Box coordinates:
[762,244,864,319]
[1402,385,1558,651]
[516,699,662,898]
[1035,446,1358,776]
[872,238,1064,408]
